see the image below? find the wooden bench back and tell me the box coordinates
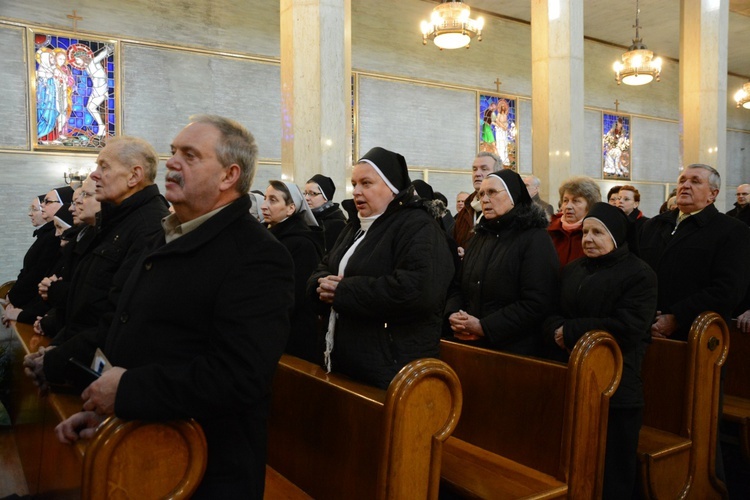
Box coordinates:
[725,322,750,399]
[9,321,207,499]
[267,354,462,500]
[440,331,622,497]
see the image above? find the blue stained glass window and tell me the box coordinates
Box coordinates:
[479,94,518,171]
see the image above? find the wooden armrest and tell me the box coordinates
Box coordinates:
[264,466,313,499]
[442,437,567,499]
[637,426,692,459]
[723,395,750,422]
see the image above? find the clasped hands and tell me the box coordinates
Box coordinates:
[448,310,484,341]
[651,311,677,338]
[317,275,342,304]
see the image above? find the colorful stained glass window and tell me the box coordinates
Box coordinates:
[602,113,631,180]
[479,94,518,171]
[32,31,116,149]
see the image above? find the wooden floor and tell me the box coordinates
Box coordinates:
[0,428,29,498]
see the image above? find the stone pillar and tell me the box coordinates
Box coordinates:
[530,0,585,204]
[280,0,352,199]
[679,0,729,208]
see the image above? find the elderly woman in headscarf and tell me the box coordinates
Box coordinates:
[543,202,657,500]
[444,170,559,355]
[308,147,454,389]
[262,180,324,363]
[547,176,601,267]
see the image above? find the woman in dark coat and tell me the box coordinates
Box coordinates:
[444,170,559,355]
[262,180,323,364]
[544,202,657,500]
[309,147,454,389]
[547,176,601,267]
[305,174,347,252]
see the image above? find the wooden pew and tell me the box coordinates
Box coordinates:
[6,319,207,499]
[438,330,622,499]
[266,354,462,499]
[637,311,729,499]
[724,320,750,463]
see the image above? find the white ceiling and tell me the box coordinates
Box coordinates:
[427,0,750,79]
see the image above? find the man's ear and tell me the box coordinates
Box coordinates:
[709,188,719,203]
[128,165,145,187]
[219,164,241,192]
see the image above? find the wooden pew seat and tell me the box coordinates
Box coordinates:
[438,331,622,499]
[266,354,462,499]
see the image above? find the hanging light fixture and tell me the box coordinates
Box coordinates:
[421,0,484,50]
[735,81,750,109]
[613,0,662,85]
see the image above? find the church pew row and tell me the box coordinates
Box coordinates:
[7,320,207,500]
[637,311,729,499]
[724,320,750,463]
[438,331,622,499]
[266,354,463,499]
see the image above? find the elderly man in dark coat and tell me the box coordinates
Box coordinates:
[25,136,170,386]
[310,147,454,389]
[55,115,294,499]
[636,164,750,341]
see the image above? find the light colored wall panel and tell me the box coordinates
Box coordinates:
[423,170,473,214]
[583,110,603,179]
[122,44,282,159]
[726,130,750,187]
[518,99,532,174]
[1,0,280,58]
[0,25,29,149]
[358,76,476,170]
[631,118,681,183]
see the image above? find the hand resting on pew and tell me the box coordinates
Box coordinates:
[55,410,105,443]
[23,345,55,394]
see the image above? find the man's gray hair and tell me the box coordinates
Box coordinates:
[476,151,502,171]
[685,163,720,191]
[188,114,258,193]
[105,136,159,183]
[524,175,541,188]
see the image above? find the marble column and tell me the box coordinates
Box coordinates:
[679,0,729,208]
[280,0,352,198]
[530,0,585,204]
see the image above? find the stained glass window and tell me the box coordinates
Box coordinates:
[602,113,631,180]
[32,31,116,149]
[479,94,518,171]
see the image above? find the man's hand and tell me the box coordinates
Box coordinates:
[651,312,678,338]
[2,304,21,327]
[82,367,126,415]
[38,275,60,300]
[55,411,106,444]
[23,346,55,395]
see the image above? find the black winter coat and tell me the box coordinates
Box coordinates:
[445,203,559,355]
[312,202,347,252]
[43,184,170,383]
[543,244,657,407]
[635,204,750,340]
[269,213,324,363]
[308,190,455,389]
[105,195,294,497]
[727,202,750,227]
[8,222,59,308]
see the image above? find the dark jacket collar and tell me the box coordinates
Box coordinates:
[33,221,54,237]
[97,184,167,231]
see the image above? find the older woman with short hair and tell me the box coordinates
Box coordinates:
[547,176,601,267]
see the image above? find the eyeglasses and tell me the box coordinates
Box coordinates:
[43,198,60,205]
[303,191,322,197]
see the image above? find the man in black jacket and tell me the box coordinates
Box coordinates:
[636,164,750,341]
[727,183,750,226]
[55,115,294,499]
[24,136,169,386]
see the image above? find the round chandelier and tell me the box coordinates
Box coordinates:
[421,0,484,50]
[613,0,662,86]
[734,81,750,109]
